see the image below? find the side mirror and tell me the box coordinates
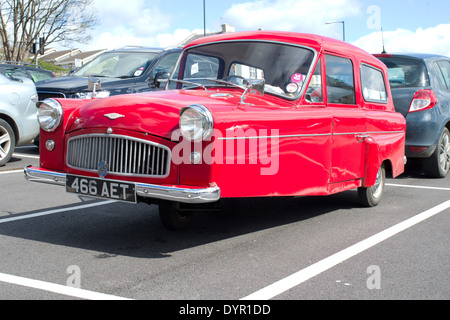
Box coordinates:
[88,77,101,92]
[247,79,265,96]
[239,79,265,105]
[152,71,170,88]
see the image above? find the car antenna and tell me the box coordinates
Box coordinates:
[381,27,387,54]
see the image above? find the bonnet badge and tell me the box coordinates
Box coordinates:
[104,113,125,120]
[98,161,108,178]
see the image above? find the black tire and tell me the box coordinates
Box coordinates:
[358,164,385,207]
[0,119,15,166]
[423,128,450,178]
[159,202,193,230]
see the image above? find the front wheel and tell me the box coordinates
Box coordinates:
[358,164,385,207]
[0,119,15,166]
[159,202,194,230]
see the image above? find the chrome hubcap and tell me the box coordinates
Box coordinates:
[0,127,11,161]
[439,132,450,173]
[371,167,383,199]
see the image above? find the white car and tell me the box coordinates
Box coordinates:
[0,74,39,166]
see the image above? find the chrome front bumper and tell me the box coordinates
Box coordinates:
[24,166,221,204]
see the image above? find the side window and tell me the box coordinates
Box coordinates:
[325,54,355,104]
[5,67,29,79]
[360,64,388,103]
[28,70,53,82]
[184,54,219,80]
[436,61,450,90]
[151,53,180,80]
[305,58,323,103]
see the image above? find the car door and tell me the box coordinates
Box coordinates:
[325,53,367,183]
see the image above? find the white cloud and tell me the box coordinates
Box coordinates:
[80,0,362,51]
[222,0,361,37]
[82,0,173,50]
[353,24,450,57]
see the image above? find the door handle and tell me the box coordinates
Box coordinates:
[356,134,370,142]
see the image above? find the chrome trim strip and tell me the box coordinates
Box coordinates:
[24,166,220,204]
[218,133,331,140]
[218,131,404,140]
[333,131,405,136]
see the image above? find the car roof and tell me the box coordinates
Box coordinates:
[184,30,383,67]
[106,46,182,54]
[0,61,47,70]
[374,52,449,61]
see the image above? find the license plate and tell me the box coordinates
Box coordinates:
[66,174,136,203]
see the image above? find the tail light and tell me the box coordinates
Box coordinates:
[409,89,438,113]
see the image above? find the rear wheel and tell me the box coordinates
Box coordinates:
[159,202,194,230]
[0,119,15,166]
[423,128,450,178]
[358,164,385,207]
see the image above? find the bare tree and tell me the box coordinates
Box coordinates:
[0,0,98,62]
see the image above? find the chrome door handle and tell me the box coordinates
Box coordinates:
[356,134,370,142]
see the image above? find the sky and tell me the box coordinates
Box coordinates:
[76,0,450,57]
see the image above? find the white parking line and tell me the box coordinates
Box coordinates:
[241,199,450,300]
[0,200,127,299]
[12,153,39,159]
[386,183,450,191]
[0,272,131,300]
[0,200,118,224]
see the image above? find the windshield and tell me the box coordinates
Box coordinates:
[378,57,430,88]
[73,51,159,78]
[168,41,316,99]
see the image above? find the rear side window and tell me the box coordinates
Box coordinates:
[377,57,429,88]
[436,60,450,90]
[325,54,355,104]
[360,64,388,103]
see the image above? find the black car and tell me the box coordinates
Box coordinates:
[0,61,55,82]
[36,46,182,100]
[375,53,450,178]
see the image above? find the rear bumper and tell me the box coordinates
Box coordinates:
[24,166,221,204]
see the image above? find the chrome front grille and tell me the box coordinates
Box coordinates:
[67,134,171,177]
[37,91,66,100]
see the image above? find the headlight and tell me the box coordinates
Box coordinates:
[179,104,214,142]
[37,98,63,132]
[70,91,110,99]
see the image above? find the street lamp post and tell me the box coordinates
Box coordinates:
[203,0,206,36]
[326,20,345,42]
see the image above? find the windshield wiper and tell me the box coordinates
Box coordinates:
[168,79,208,91]
[84,74,107,78]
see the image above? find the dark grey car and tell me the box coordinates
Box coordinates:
[36,46,181,101]
[376,53,450,178]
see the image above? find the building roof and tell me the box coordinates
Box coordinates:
[55,49,107,67]
[39,49,83,62]
[178,24,235,47]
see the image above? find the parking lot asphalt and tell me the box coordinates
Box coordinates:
[0,145,449,302]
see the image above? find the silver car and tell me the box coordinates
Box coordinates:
[0,74,39,166]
